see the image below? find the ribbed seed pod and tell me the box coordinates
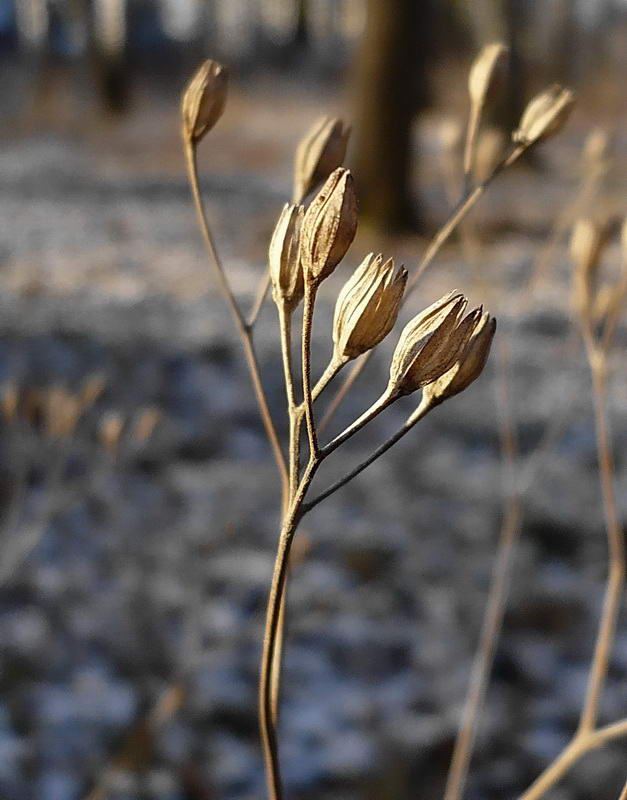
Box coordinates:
[513,84,575,147]
[582,128,610,170]
[293,117,351,203]
[424,312,496,405]
[301,168,358,285]
[387,293,478,396]
[468,42,508,110]
[269,203,305,311]
[181,60,228,144]
[333,253,407,361]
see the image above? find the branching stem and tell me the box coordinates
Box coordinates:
[318,144,527,433]
[183,138,289,503]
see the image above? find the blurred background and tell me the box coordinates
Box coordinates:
[0,1,627,798]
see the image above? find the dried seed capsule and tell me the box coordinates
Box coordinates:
[439,118,463,155]
[333,253,407,361]
[45,386,82,440]
[181,60,228,144]
[582,128,610,169]
[468,42,508,110]
[269,203,305,311]
[570,218,610,316]
[100,410,125,454]
[293,117,351,203]
[1,383,18,425]
[301,168,358,284]
[513,84,575,147]
[424,312,496,405]
[132,407,161,445]
[79,372,107,410]
[387,292,477,396]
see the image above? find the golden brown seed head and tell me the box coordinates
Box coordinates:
[293,117,351,203]
[181,60,228,144]
[387,292,477,396]
[45,386,82,440]
[333,253,407,362]
[1,383,19,425]
[468,42,508,110]
[132,407,161,445]
[513,84,575,147]
[79,372,107,410]
[582,128,610,169]
[301,168,358,285]
[269,203,305,311]
[424,312,496,405]
[570,217,611,317]
[439,118,463,155]
[100,411,125,454]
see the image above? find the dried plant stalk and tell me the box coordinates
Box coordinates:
[178,56,590,800]
[518,221,627,799]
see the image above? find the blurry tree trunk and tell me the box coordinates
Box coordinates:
[352,0,432,232]
[92,0,130,113]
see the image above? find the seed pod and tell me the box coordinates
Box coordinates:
[45,386,81,440]
[439,118,463,155]
[181,60,228,144]
[100,410,125,454]
[424,312,496,405]
[269,203,305,311]
[570,218,610,316]
[1,383,18,425]
[293,117,351,203]
[132,407,161,445]
[333,253,407,361]
[79,372,107,410]
[582,128,610,169]
[468,42,508,110]
[301,168,358,284]
[513,84,575,147]
[387,292,477,396]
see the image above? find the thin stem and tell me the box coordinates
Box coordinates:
[259,459,319,800]
[577,338,625,736]
[462,102,481,191]
[184,138,289,500]
[320,389,395,459]
[248,271,272,329]
[444,496,522,800]
[518,719,627,800]
[318,144,527,433]
[519,330,625,800]
[301,283,319,457]
[278,305,298,498]
[304,396,432,513]
[444,334,521,800]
